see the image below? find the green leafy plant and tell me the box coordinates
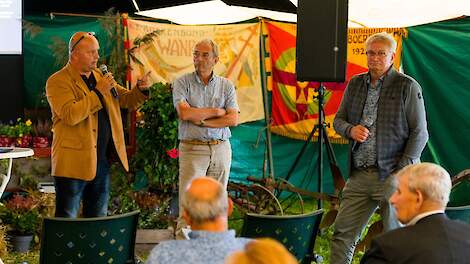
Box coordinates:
[108,164,172,229]
[0,194,41,235]
[0,123,16,137]
[132,82,179,193]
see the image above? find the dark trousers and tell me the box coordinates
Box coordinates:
[54,160,110,218]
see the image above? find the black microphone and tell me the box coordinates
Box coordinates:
[352,121,373,152]
[99,64,118,99]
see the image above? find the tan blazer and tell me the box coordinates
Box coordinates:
[46,63,147,181]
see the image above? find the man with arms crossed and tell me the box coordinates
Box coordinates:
[172,39,239,238]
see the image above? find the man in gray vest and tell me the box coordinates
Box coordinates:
[330,32,429,264]
[172,39,239,239]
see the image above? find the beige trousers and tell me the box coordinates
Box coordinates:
[175,140,232,237]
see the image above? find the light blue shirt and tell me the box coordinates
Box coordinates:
[145,230,251,264]
[173,72,239,141]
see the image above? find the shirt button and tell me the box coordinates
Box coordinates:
[94,145,97,148]
[93,129,97,132]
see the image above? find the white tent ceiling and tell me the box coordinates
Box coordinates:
[137,0,470,27]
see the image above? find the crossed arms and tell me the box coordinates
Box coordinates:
[176,101,238,128]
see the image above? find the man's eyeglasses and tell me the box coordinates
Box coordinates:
[365,50,388,58]
[70,32,95,52]
[193,51,212,59]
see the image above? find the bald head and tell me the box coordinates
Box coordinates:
[182,177,228,225]
[68,32,100,74]
[187,177,221,200]
[69,31,97,55]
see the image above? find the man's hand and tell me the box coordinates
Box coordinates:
[95,72,116,96]
[136,71,152,91]
[350,125,370,142]
[216,108,226,117]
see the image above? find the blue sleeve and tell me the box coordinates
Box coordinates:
[224,80,239,111]
[172,76,187,108]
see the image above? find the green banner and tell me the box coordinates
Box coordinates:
[402,17,470,176]
[23,15,118,108]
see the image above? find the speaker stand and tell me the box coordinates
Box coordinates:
[283,82,344,209]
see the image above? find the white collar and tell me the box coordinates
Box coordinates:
[406,210,445,226]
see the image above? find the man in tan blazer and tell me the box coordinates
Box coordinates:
[46,31,150,217]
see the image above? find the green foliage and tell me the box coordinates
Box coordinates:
[0,123,15,137]
[0,194,41,235]
[98,7,127,85]
[0,119,33,138]
[128,29,162,66]
[108,164,172,229]
[132,82,179,193]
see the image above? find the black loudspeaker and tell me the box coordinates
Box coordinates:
[0,55,23,122]
[296,0,348,82]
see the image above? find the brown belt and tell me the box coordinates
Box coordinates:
[180,139,224,145]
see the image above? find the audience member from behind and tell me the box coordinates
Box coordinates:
[225,238,298,264]
[146,177,250,264]
[361,163,470,264]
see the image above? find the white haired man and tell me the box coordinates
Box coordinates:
[361,163,470,263]
[330,32,429,263]
[146,177,250,264]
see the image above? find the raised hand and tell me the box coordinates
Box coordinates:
[136,71,152,91]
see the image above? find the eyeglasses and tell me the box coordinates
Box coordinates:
[70,32,95,52]
[365,50,388,58]
[193,51,212,59]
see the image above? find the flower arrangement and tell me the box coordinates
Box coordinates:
[0,118,34,147]
[0,194,41,236]
[14,118,33,138]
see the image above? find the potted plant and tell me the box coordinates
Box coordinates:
[0,123,15,147]
[0,193,41,252]
[132,82,179,194]
[32,119,52,148]
[14,118,33,148]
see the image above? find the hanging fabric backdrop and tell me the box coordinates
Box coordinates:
[264,20,405,142]
[126,19,264,124]
[402,17,470,176]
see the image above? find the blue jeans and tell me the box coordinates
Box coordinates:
[54,160,110,218]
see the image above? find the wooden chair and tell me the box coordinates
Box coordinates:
[241,209,324,264]
[40,210,140,264]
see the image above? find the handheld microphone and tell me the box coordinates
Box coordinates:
[99,64,118,99]
[352,120,373,152]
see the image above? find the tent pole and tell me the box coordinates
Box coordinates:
[259,20,275,180]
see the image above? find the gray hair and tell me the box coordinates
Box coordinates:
[181,177,228,224]
[194,39,219,57]
[396,163,452,207]
[365,32,397,53]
